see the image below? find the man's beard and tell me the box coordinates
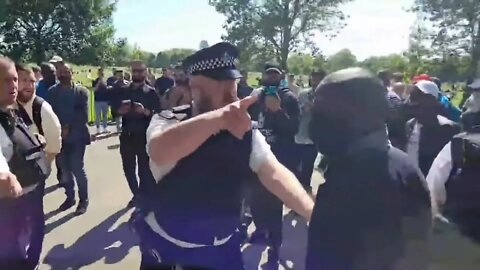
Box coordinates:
[132,77,145,83]
[17,90,33,103]
[58,76,71,85]
[196,90,237,114]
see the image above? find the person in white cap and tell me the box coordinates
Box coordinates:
[48,56,63,69]
[404,80,461,176]
[463,78,480,114]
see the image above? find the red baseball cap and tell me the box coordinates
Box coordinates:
[412,74,432,84]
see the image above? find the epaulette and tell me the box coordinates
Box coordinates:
[158,108,189,121]
[172,104,191,113]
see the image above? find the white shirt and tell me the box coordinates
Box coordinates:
[144,113,275,249]
[0,125,13,173]
[426,142,452,214]
[19,97,62,155]
[406,122,422,168]
[146,113,275,182]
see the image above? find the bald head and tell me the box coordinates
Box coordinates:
[0,57,18,106]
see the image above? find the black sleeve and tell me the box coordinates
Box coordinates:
[271,92,300,137]
[92,79,97,88]
[146,89,161,114]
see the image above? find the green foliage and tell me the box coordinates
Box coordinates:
[199,40,210,49]
[325,49,357,72]
[209,0,351,70]
[0,0,117,64]
[413,0,480,76]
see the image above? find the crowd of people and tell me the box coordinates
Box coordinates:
[0,40,480,270]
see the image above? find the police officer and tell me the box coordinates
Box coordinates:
[0,57,50,269]
[117,60,160,208]
[137,42,314,270]
[307,68,432,270]
[427,99,480,239]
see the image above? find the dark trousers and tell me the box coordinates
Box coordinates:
[55,157,63,184]
[294,144,317,192]
[58,143,89,202]
[26,184,45,268]
[119,134,156,198]
[0,189,44,269]
[250,143,298,249]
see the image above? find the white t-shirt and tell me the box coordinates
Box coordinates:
[146,113,275,182]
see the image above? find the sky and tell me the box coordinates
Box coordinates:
[113,0,416,60]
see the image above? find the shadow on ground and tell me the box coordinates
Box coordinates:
[242,211,309,270]
[43,208,137,269]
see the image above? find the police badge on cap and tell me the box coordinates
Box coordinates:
[182,42,242,80]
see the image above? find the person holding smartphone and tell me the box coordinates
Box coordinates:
[248,63,300,265]
[117,60,160,208]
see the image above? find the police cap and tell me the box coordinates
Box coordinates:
[182,42,241,81]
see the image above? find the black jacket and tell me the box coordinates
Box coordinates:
[117,83,161,136]
[251,87,300,145]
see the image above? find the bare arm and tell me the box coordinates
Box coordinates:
[148,111,222,166]
[249,129,314,221]
[257,157,314,221]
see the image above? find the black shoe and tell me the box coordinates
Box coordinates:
[75,201,89,216]
[58,199,76,212]
[127,198,136,208]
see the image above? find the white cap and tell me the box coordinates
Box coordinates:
[468,79,480,89]
[49,55,63,63]
[415,80,440,98]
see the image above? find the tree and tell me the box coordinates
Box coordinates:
[209,0,351,70]
[361,54,409,74]
[325,49,357,72]
[414,0,480,76]
[199,40,210,49]
[0,0,117,63]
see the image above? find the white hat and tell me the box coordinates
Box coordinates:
[468,79,480,89]
[49,55,63,63]
[415,80,440,98]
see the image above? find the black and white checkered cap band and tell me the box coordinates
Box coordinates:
[187,55,237,74]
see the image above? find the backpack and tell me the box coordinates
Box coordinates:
[446,132,480,210]
[0,108,50,188]
[17,96,44,136]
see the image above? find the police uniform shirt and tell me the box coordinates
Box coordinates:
[145,111,275,248]
[0,124,12,174]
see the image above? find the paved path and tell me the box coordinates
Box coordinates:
[39,132,324,270]
[38,131,480,270]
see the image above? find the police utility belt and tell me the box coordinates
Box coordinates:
[0,109,50,191]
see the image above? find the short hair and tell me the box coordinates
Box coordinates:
[114,70,123,74]
[15,63,33,73]
[0,57,14,70]
[288,74,295,78]
[31,65,41,73]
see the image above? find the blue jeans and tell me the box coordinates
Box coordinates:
[94,101,109,130]
[58,143,89,202]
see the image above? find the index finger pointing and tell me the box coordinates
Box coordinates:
[239,95,258,110]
